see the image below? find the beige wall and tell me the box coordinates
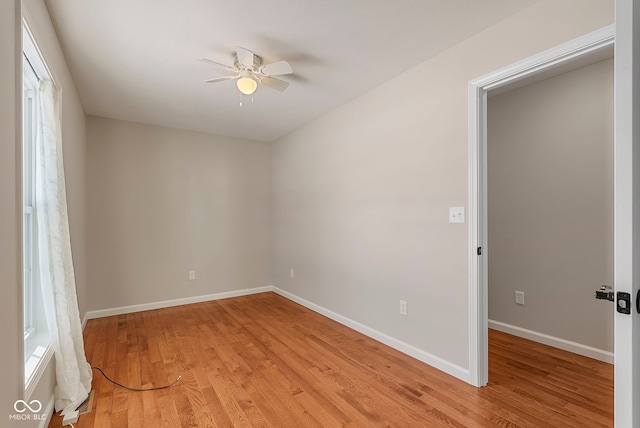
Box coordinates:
[86,117,272,311]
[0,0,22,418]
[487,59,614,352]
[272,0,613,370]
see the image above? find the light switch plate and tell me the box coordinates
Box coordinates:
[449,207,465,224]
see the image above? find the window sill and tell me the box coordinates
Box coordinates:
[24,337,53,400]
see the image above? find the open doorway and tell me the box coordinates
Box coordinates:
[467,25,615,388]
[486,55,614,362]
[481,48,615,425]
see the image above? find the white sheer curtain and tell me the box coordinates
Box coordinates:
[35,80,92,415]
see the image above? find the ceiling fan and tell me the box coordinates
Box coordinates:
[198,47,293,96]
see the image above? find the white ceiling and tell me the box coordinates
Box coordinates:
[45,0,539,142]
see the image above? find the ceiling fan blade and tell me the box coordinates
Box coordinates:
[205,75,238,83]
[236,47,255,68]
[197,58,237,73]
[260,60,293,76]
[260,76,289,92]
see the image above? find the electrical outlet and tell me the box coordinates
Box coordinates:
[515,291,525,305]
[188,270,196,281]
[399,300,408,316]
[290,268,295,279]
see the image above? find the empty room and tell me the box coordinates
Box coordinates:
[2,0,639,427]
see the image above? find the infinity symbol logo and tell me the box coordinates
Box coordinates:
[14,399,42,413]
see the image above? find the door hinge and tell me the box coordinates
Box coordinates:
[477,247,482,256]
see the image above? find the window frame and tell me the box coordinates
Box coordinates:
[22,20,54,399]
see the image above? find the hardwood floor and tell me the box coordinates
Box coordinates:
[48,292,613,427]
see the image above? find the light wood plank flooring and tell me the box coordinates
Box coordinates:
[48,292,613,427]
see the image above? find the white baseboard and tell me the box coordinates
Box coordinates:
[83,286,274,320]
[488,319,614,364]
[273,287,470,383]
[38,393,55,428]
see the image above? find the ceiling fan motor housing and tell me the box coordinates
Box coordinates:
[234,52,262,72]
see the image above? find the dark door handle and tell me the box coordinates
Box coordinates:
[636,289,640,314]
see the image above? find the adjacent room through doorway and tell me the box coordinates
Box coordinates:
[484,49,614,424]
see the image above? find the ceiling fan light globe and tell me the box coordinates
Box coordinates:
[237,77,257,95]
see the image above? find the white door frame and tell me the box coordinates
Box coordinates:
[467,25,615,388]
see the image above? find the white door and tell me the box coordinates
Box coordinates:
[613,1,639,426]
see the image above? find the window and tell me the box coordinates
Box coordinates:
[22,23,52,395]
[23,54,37,342]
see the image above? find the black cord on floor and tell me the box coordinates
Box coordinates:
[92,367,181,391]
